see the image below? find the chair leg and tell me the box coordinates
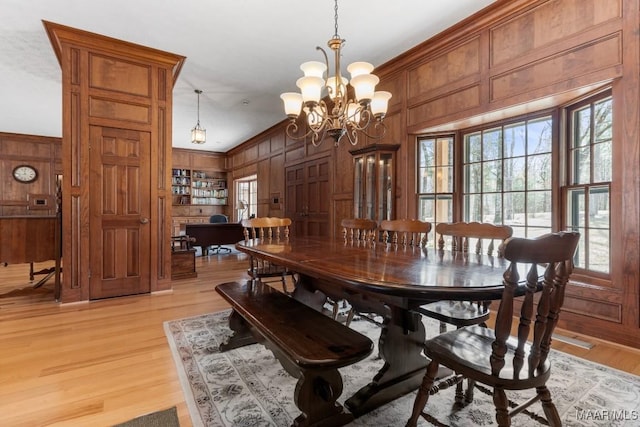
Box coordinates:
[439,321,447,334]
[406,360,439,427]
[537,386,561,427]
[464,378,475,403]
[493,387,510,427]
[345,307,355,327]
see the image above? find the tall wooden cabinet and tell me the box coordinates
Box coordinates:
[350,144,399,223]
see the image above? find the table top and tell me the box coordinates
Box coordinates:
[236,236,525,303]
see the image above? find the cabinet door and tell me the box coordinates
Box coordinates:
[351,144,399,223]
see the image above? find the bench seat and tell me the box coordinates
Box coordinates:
[216,280,374,426]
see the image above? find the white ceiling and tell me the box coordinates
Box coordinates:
[0,0,495,153]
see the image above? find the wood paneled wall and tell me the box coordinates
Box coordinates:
[0,132,61,216]
[227,0,640,348]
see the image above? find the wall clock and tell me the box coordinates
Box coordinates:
[12,164,38,183]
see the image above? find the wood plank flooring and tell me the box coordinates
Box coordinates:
[1,253,639,426]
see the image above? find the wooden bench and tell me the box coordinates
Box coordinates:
[216,280,374,427]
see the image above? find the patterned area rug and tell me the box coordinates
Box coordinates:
[164,310,640,426]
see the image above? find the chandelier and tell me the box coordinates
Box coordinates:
[191,89,206,144]
[280,0,391,147]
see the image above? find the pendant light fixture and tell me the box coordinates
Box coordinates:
[191,89,206,144]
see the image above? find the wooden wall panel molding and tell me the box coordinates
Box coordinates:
[490,34,622,102]
[408,85,481,128]
[89,97,151,124]
[489,0,622,67]
[407,37,481,102]
[89,54,151,97]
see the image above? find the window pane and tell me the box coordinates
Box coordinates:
[593,141,612,182]
[527,117,553,154]
[527,153,552,190]
[464,194,481,222]
[419,138,434,168]
[464,164,482,193]
[567,188,585,228]
[437,137,454,166]
[504,123,526,157]
[573,146,590,184]
[504,157,525,191]
[594,98,612,142]
[482,193,502,224]
[526,191,552,228]
[573,107,591,147]
[589,227,610,273]
[465,133,482,163]
[419,166,435,192]
[419,195,434,222]
[589,186,610,229]
[435,166,453,192]
[503,191,525,226]
[483,160,502,192]
[482,128,502,160]
[573,230,587,269]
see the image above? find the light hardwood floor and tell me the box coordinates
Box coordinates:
[1,253,639,426]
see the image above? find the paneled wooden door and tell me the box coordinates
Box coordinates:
[89,126,151,299]
[285,156,330,237]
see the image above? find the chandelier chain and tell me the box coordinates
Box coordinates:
[333,0,339,39]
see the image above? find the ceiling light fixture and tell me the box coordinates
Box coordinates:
[191,89,206,144]
[280,0,391,147]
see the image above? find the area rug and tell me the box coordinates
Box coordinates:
[113,406,179,427]
[164,310,640,426]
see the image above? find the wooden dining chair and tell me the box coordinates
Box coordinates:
[334,218,378,325]
[341,218,377,244]
[242,217,295,294]
[406,231,580,427]
[379,219,431,247]
[418,222,514,334]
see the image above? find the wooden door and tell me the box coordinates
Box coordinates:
[285,157,330,237]
[89,126,151,299]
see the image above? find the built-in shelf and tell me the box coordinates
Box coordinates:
[171,169,227,206]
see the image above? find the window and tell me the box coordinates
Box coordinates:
[565,94,612,274]
[462,116,553,239]
[235,175,257,221]
[417,136,454,245]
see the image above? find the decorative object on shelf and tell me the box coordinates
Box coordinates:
[191,89,206,144]
[280,0,391,147]
[12,164,38,183]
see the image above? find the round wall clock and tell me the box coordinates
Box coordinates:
[12,164,38,183]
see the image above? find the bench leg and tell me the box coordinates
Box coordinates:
[293,368,354,427]
[219,309,257,351]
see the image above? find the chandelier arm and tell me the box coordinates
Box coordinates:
[358,120,388,140]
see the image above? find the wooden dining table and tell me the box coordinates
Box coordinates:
[235,235,517,417]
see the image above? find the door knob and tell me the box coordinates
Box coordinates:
[140,217,149,224]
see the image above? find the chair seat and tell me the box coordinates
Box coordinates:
[248,264,288,277]
[417,301,490,327]
[425,325,551,390]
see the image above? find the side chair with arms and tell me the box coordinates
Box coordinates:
[406,231,580,427]
[379,219,431,247]
[241,217,295,294]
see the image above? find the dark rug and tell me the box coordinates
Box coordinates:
[165,310,640,426]
[113,407,179,427]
